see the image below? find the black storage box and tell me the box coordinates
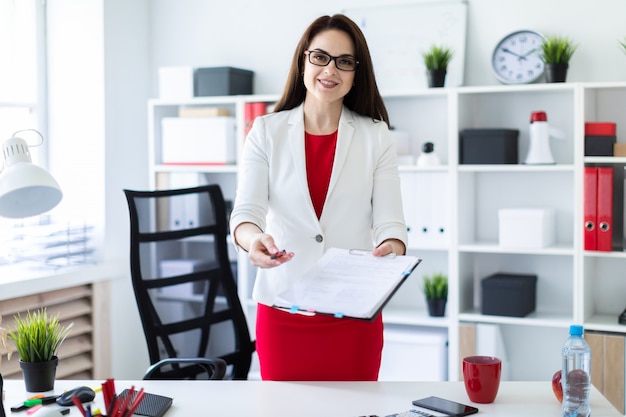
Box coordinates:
[584,135,616,156]
[193,67,253,96]
[481,272,537,317]
[460,129,519,164]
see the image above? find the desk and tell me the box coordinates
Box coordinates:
[2,379,621,417]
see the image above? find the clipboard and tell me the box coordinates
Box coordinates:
[272,247,422,321]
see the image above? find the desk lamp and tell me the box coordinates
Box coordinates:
[0,130,62,417]
[0,130,62,218]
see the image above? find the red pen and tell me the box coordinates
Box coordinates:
[123,388,145,417]
[72,395,87,417]
[114,386,134,417]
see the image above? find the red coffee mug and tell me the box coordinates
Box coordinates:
[462,355,502,403]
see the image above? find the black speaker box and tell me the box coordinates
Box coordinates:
[584,135,616,156]
[481,273,537,317]
[460,129,519,164]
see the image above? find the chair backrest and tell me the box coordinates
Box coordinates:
[123,185,255,380]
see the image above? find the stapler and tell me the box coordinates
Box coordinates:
[619,308,626,325]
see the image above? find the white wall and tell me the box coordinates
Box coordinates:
[46,0,151,379]
[149,0,626,94]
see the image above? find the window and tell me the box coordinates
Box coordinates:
[0,0,42,138]
[0,0,52,265]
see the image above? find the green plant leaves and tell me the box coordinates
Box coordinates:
[423,45,454,70]
[541,35,578,64]
[7,308,73,363]
[423,273,448,300]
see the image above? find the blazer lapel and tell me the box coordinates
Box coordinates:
[286,105,355,221]
[327,107,354,198]
[287,105,316,215]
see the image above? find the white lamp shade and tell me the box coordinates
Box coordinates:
[0,135,63,218]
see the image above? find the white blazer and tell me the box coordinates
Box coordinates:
[229,103,408,307]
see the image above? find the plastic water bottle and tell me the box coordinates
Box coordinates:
[561,324,591,417]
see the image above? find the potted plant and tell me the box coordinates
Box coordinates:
[423,273,448,317]
[422,44,454,88]
[620,37,626,53]
[7,308,73,392]
[541,35,578,83]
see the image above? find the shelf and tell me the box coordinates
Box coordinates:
[584,157,626,164]
[456,82,578,95]
[458,242,574,256]
[584,250,626,259]
[149,94,280,106]
[383,306,451,328]
[154,164,238,174]
[459,310,572,328]
[457,164,575,173]
[584,314,626,333]
[147,82,626,383]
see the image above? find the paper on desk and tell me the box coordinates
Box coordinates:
[273,247,421,321]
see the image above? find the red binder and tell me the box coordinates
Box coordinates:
[597,166,614,252]
[244,102,267,137]
[584,167,598,250]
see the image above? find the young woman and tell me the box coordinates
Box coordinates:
[229,14,407,381]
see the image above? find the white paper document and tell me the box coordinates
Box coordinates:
[273,247,422,320]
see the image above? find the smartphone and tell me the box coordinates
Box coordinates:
[411,396,478,417]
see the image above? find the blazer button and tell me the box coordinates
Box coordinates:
[315,234,323,243]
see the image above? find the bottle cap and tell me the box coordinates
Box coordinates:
[422,142,434,153]
[569,324,583,336]
[531,111,547,122]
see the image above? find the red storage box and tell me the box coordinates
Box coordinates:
[585,122,617,136]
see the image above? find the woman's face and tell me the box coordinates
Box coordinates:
[303,29,356,106]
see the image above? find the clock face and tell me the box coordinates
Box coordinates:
[492,30,545,84]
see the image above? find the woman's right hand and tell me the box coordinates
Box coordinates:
[248,233,294,268]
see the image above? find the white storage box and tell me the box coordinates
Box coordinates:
[158,66,194,99]
[161,116,236,165]
[498,208,556,248]
[379,325,448,381]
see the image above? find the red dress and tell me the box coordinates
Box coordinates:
[256,130,384,381]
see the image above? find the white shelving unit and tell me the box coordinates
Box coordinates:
[147,81,626,384]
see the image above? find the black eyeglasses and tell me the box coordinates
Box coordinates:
[304,50,359,71]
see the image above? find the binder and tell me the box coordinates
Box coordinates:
[244,102,267,137]
[583,167,598,250]
[414,173,433,244]
[272,247,422,321]
[399,172,419,247]
[430,172,449,245]
[612,166,625,251]
[597,166,614,251]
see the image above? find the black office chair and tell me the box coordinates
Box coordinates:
[143,357,227,380]
[124,185,255,380]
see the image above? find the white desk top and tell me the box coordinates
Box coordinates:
[1,379,621,417]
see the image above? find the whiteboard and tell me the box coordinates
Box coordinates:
[344,1,467,91]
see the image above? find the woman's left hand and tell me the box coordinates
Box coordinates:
[372,239,406,257]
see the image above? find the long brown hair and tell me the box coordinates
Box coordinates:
[273,14,390,127]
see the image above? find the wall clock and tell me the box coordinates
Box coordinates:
[492,30,545,84]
